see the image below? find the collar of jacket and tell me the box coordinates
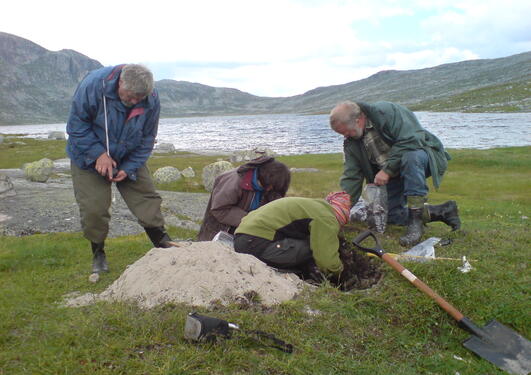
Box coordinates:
[239,169,256,191]
[102,64,157,110]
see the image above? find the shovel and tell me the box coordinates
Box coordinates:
[352,230,531,375]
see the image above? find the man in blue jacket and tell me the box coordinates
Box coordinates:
[330,101,460,247]
[67,64,174,274]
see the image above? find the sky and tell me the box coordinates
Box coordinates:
[2,0,530,97]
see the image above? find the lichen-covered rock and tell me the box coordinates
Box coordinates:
[202,161,233,192]
[0,174,16,198]
[48,131,66,140]
[24,158,54,182]
[229,148,275,163]
[181,166,195,178]
[153,166,181,184]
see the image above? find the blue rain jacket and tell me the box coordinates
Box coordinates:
[66,65,160,180]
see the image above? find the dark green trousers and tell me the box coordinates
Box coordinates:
[71,162,164,243]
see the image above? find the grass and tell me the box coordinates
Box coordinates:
[0,138,530,374]
[410,80,531,112]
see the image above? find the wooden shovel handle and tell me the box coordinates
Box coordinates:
[381,253,464,322]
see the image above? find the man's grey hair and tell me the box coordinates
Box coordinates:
[329,101,362,130]
[120,64,154,96]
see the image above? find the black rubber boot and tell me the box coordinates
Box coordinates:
[427,201,461,231]
[91,242,109,273]
[399,194,426,248]
[144,227,174,248]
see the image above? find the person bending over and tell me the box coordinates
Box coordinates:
[67,64,175,274]
[198,156,291,241]
[329,101,460,247]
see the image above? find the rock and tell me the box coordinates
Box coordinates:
[23,158,54,182]
[202,161,233,192]
[0,135,4,144]
[0,174,16,198]
[229,148,275,163]
[153,166,181,184]
[88,273,100,283]
[290,168,319,173]
[48,131,66,140]
[181,166,195,178]
[155,143,175,153]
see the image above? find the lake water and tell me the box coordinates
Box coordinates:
[1,112,529,155]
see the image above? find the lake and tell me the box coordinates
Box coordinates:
[1,112,529,155]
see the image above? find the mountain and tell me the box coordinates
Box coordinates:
[0,32,102,124]
[0,31,529,125]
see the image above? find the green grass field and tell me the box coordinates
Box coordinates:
[0,138,529,375]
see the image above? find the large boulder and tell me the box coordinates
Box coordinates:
[155,143,176,153]
[48,131,66,140]
[229,148,275,163]
[23,158,54,182]
[181,166,195,178]
[153,166,181,184]
[202,161,233,192]
[0,174,16,198]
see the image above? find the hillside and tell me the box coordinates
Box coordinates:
[0,31,529,125]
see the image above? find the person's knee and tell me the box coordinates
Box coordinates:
[401,150,428,167]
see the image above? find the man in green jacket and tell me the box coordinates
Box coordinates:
[329,101,460,246]
[234,192,351,280]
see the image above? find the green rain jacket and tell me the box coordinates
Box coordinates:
[340,101,451,204]
[235,197,343,275]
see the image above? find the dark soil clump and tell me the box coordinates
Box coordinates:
[334,236,383,291]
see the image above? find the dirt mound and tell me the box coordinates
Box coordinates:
[64,241,307,309]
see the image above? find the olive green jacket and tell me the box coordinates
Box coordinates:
[235,197,343,275]
[340,101,451,204]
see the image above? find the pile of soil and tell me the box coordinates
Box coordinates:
[64,241,308,309]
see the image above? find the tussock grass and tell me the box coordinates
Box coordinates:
[0,138,529,374]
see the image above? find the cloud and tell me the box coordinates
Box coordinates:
[2,0,530,96]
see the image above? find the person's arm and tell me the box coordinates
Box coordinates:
[66,76,107,166]
[209,173,249,227]
[339,138,364,205]
[117,96,160,180]
[308,217,343,275]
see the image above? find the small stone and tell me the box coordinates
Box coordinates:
[88,273,100,283]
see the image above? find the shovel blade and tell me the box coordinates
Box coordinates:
[463,319,531,375]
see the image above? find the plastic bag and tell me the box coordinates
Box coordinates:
[212,231,234,248]
[401,237,440,262]
[350,184,388,233]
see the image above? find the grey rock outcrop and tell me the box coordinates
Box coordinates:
[202,161,233,192]
[229,148,276,163]
[0,174,16,198]
[181,166,195,178]
[153,166,181,184]
[48,131,66,140]
[155,143,176,153]
[23,158,54,182]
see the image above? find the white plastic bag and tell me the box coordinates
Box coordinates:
[350,184,388,233]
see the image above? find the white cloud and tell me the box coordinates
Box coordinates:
[1,0,530,96]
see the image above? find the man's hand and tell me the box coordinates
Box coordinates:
[95,152,117,180]
[110,170,128,182]
[374,170,390,186]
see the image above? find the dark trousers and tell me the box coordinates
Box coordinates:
[386,150,431,225]
[234,233,313,269]
[71,162,164,243]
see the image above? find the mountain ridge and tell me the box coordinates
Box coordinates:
[1,31,529,125]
